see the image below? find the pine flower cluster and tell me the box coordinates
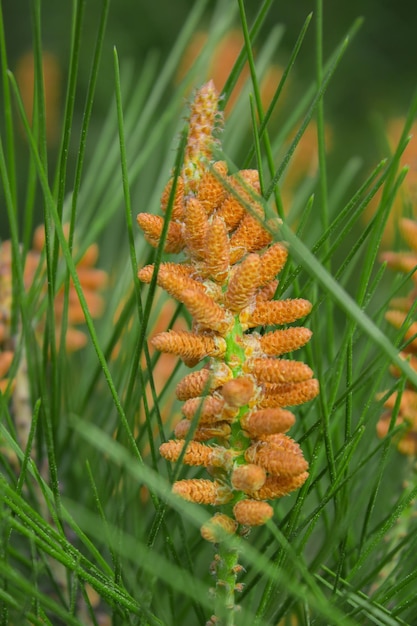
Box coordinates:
[137,81,319,534]
[1,225,106,351]
[377,218,417,455]
[0,225,107,392]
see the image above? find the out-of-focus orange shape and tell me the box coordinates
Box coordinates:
[15,50,61,145]
[0,225,107,354]
[280,121,332,210]
[364,118,417,247]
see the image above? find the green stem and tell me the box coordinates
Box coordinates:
[213,315,252,624]
[214,544,240,626]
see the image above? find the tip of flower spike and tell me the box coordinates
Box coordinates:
[200,79,218,99]
[183,81,222,191]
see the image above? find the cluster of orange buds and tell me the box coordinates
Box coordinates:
[137,81,319,535]
[0,224,107,393]
[377,218,417,455]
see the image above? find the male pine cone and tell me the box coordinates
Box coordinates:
[137,81,319,534]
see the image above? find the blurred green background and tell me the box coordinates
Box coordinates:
[1,0,416,238]
[3,0,415,114]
